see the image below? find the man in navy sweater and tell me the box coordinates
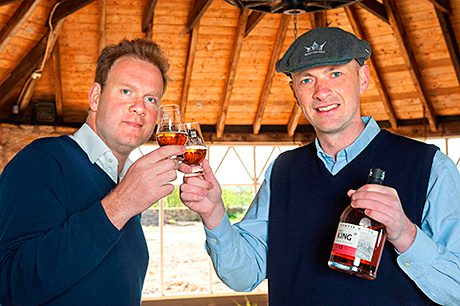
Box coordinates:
[179,27,460,304]
[0,39,186,305]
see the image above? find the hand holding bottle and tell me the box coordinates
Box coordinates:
[348,184,417,253]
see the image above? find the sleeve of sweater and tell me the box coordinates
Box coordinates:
[0,146,122,306]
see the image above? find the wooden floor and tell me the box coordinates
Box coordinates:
[142,293,267,306]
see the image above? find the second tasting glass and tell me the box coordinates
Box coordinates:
[183,122,207,177]
[156,104,187,146]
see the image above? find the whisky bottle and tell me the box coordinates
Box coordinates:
[328,168,386,280]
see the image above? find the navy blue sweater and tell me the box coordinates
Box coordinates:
[0,136,148,306]
[268,130,438,305]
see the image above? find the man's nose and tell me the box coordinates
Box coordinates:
[130,97,146,116]
[312,80,332,101]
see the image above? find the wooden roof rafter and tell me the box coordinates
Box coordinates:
[0,0,19,6]
[357,0,389,23]
[15,20,64,114]
[180,0,215,117]
[52,39,63,121]
[0,0,40,52]
[245,11,266,37]
[98,0,106,50]
[432,1,460,85]
[185,0,213,34]
[0,34,46,108]
[180,22,199,117]
[426,0,451,14]
[345,5,398,129]
[309,9,328,28]
[287,106,303,137]
[253,14,290,135]
[51,0,95,27]
[216,8,249,139]
[0,0,95,111]
[142,0,158,39]
[384,0,438,131]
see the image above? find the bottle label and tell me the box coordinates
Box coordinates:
[332,222,378,262]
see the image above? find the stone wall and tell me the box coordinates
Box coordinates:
[0,123,76,171]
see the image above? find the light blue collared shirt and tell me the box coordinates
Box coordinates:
[205,117,460,305]
[69,123,133,183]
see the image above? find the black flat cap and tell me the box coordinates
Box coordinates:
[276,27,371,75]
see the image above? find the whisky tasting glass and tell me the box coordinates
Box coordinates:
[156,104,187,159]
[182,122,207,177]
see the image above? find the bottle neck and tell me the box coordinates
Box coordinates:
[367,179,383,185]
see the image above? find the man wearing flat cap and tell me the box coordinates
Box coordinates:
[179,27,460,305]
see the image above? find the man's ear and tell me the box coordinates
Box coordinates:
[88,83,102,111]
[289,80,300,106]
[359,64,370,94]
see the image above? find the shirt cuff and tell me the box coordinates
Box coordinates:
[204,214,235,253]
[397,226,438,278]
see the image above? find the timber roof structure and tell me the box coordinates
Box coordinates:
[0,0,460,144]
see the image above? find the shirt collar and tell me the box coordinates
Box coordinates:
[69,123,133,182]
[70,123,111,164]
[315,116,380,173]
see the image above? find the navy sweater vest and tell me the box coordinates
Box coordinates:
[0,136,148,305]
[267,130,438,305]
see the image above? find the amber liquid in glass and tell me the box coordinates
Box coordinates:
[156,132,187,146]
[182,146,207,166]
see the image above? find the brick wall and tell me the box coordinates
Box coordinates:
[0,123,76,171]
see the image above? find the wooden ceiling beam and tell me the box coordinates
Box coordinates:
[426,0,451,14]
[203,130,315,145]
[244,11,266,37]
[0,0,40,52]
[357,0,389,23]
[142,0,158,38]
[232,0,244,10]
[98,0,106,51]
[381,118,460,139]
[0,0,19,6]
[253,14,289,135]
[185,0,213,34]
[0,0,93,109]
[435,8,460,85]
[216,8,249,139]
[287,105,303,137]
[345,5,398,129]
[15,20,64,113]
[180,22,199,118]
[51,0,95,27]
[52,39,63,121]
[0,35,47,107]
[309,10,327,28]
[384,0,437,131]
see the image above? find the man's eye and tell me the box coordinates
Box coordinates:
[331,71,342,78]
[121,89,131,95]
[301,78,312,84]
[144,96,157,104]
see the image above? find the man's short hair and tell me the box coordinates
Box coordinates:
[95,38,170,94]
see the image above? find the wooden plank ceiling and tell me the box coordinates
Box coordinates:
[0,0,460,144]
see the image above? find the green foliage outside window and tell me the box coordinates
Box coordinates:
[158,186,254,209]
[152,186,255,222]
